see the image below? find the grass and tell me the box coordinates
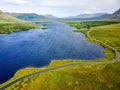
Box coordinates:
[0,17,23,23]
[42,24,48,26]
[0,22,40,34]
[3,60,120,90]
[67,21,120,29]
[74,24,120,60]
[0,22,120,90]
[90,24,120,52]
[73,21,120,61]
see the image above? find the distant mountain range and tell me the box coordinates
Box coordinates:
[62,13,110,20]
[0,10,23,22]
[7,12,110,20]
[1,9,120,21]
[62,9,120,20]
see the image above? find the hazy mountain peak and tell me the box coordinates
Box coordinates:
[113,9,120,14]
[62,13,110,20]
[110,9,120,19]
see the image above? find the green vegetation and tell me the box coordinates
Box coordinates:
[41,24,48,29]
[89,24,120,52]
[67,21,120,29]
[0,22,120,90]
[74,22,120,61]
[42,24,48,26]
[0,10,41,34]
[2,60,120,90]
[0,10,24,22]
[73,29,88,33]
[0,17,23,23]
[0,23,40,34]
[74,23,120,53]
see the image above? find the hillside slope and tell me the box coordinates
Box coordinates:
[0,10,40,34]
[109,9,120,19]
[0,10,23,22]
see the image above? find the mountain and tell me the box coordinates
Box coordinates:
[44,14,58,19]
[62,13,110,20]
[6,13,58,21]
[0,10,23,22]
[109,9,120,19]
[70,13,109,19]
[6,9,120,21]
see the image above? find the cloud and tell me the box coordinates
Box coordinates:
[32,0,91,7]
[0,0,120,17]
[1,0,34,6]
[32,0,120,8]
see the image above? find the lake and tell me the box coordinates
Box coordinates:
[0,22,105,83]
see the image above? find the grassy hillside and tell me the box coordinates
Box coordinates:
[4,60,120,90]
[0,23,120,90]
[67,21,120,29]
[0,10,23,22]
[0,10,40,33]
[73,22,120,53]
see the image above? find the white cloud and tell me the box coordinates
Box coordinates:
[0,0,120,17]
[33,0,91,7]
[32,0,120,8]
[1,0,34,6]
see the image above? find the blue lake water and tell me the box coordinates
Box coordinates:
[0,22,105,83]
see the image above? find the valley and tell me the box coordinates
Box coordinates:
[0,22,120,90]
[0,5,120,90]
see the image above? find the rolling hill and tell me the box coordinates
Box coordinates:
[6,13,58,21]
[5,9,120,21]
[0,10,40,34]
[0,10,23,22]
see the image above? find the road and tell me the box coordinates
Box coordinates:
[87,28,120,61]
[0,28,120,90]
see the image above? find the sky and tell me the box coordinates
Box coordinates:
[0,0,120,17]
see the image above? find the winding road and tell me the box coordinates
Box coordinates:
[87,28,120,61]
[0,27,120,90]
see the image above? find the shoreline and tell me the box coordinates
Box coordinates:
[0,23,120,89]
[0,22,40,34]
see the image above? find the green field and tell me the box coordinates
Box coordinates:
[67,20,120,29]
[0,21,120,90]
[0,23,40,34]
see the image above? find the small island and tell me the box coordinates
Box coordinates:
[41,24,48,29]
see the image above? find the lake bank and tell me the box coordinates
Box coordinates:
[0,22,105,83]
[0,22,40,34]
[1,23,120,90]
